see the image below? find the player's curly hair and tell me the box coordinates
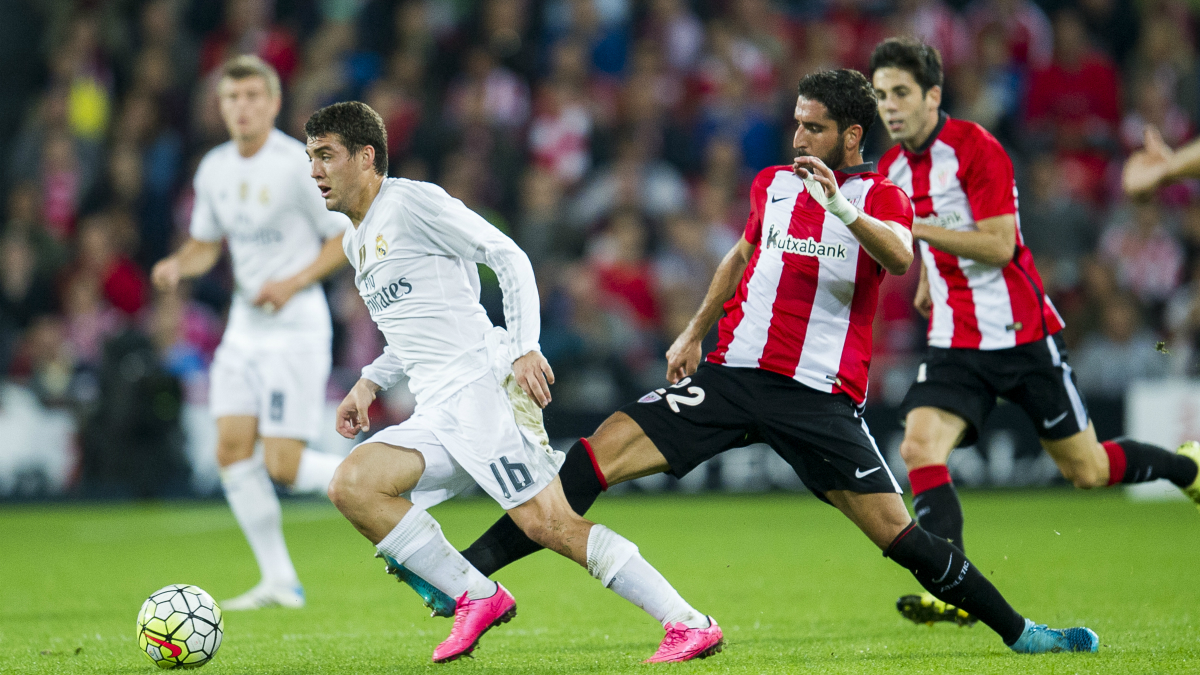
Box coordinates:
[869,37,944,94]
[305,101,389,176]
[795,69,878,136]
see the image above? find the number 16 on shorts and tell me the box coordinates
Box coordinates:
[490,456,532,499]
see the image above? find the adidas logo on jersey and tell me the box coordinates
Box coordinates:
[764,226,848,260]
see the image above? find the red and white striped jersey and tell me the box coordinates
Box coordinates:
[707,164,914,404]
[879,115,1064,350]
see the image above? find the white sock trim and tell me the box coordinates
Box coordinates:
[376,507,441,565]
[291,449,343,494]
[220,455,265,484]
[586,524,639,587]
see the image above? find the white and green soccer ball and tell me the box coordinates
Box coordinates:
[136,584,224,669]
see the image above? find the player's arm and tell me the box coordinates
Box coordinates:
[337,347,405,438]
[665,237,754,383]
[254,232,348,311]
[911,214,1015,268]
[151,238,223,292]
[793,156,913,276]
[427,197,555,408]
[914,261,932,318]
[1124,125,1200,196]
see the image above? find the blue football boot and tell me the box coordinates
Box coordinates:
[375,552,455,617]
[1009,618,1099,653]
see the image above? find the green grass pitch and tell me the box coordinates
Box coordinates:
[1,490,1197,674]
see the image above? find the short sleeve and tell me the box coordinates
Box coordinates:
[958,131,1017,221]
[743,168,774,245]
[188,163,223,242]
[864,180,914,229]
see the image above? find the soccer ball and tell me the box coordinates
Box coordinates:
[136,584,224,669]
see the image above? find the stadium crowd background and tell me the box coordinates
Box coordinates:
[0,0,1194,494]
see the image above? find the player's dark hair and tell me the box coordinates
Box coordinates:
[869,37,944,94]
[795,69,878,136]
[305,101,389,176]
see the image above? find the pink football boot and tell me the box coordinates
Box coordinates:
[431,584,517,663]
[644,616,724,663]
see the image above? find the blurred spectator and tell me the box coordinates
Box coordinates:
[4,182,70,275]
[569,133,687,227]
[965,0,1053,70]
[1073,293,1169,395]
[445,47,531,132]
[529,79,592,185]
[1020,154,1097,292]
[1120,79,1193,154]
[1099,200,1184,307]
[1078,0,1140,65]
[75,213,148,317]
[199,0,299,83]
[1025,9,1121,146]
[0,234,58,374]
[644,0,704,73]
[1125,13,1199,125]
[890,0,972,70]
[588,209,661,331]
[515,167,577,263]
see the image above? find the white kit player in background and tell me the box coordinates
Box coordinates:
[151,56,351,611]
[304,101,719,664]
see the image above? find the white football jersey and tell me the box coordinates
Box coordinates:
[348,178,541,406]
[190,129,350,350]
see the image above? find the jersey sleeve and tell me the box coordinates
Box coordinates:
[407,184,543,358]
[958,130,1017,221]
[742,167,775,245]
[361,346,406,391]
[188,162,223,242]
[863,180,914,229]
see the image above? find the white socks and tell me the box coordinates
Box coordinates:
[587,525,707,628]
[291,449,343,494]
[221,456,299,588]
[377,506,496,601]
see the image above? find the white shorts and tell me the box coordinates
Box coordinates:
[359,370,565,511]
[209,342,331,442]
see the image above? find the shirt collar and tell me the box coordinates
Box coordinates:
[904,110,949,157]
[838,162,876,175]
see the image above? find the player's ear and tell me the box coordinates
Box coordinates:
[925,85,942,109]
[361,145,376,172]
[844,124,862,153]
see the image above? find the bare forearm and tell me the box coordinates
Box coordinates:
[914,224,1013,267]
[286,236,348,290]
[684,245,749,340]
[848,215,913,275]
[174,240,223,278]
[1165,138,1200,181]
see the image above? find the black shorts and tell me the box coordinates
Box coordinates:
[898,333,1089,447]
[619,362,901,504]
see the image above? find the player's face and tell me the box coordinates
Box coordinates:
[307,134,359,213]
[793,97,849,169]
[872,67,941,147]
[218,76,280,142]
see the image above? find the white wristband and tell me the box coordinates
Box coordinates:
[825,190,859,225]
[802,176,859,225]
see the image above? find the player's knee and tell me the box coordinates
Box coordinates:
[899,434,943,469]
[327,458,365,512]
[1060,457,1106,490]
[215,437,254,468]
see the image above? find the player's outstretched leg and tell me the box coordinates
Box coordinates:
[328,442,513,662]
[508,478,722,663]
[387,438,609,617]
[1094,437,1200,498]
[831,490,1098,654]
[884,520,1097,653]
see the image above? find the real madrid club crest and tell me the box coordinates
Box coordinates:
[375,234,388,259]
